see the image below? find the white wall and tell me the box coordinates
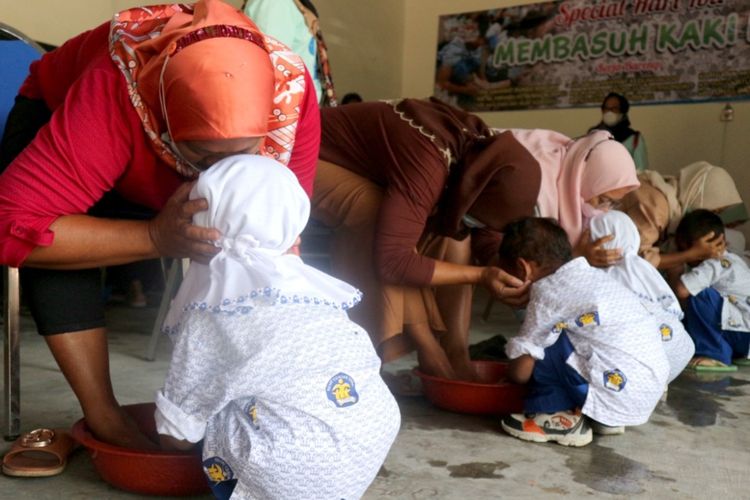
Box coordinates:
[314,0,405,101]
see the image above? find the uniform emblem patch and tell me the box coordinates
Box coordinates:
[603,369,627,392]
[326,373,359,407]
[203,456,234,483]
[575,311,600,327]
[659,323,673,341]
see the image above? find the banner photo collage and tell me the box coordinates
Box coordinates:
[434,0,750,111]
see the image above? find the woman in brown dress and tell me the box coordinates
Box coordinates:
[312,97,541,380]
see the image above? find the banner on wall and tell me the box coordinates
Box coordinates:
[434,0,750,111]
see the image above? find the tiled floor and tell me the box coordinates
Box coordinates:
[1,288,749,499]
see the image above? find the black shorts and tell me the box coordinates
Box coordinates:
[1,96,155,335]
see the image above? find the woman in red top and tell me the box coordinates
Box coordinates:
[0,0,319,449]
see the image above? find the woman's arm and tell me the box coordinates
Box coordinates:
[0,69,220,269]
[25,183,220,269]
[431,259,530,306]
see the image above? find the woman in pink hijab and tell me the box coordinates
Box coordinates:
[499,129,640,265]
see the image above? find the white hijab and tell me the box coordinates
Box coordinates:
[589,210,682,318]
[679,161,743,213]
[163,155,361,333]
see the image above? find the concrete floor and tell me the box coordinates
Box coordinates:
[1,288,749,499]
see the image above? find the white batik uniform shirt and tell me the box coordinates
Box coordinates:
[158,303,400,500]
[507,257,670,426]
[154,156,400,499]
[681,251,750,333]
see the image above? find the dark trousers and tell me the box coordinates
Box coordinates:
[524,332,590,414]
[684,288,750,364]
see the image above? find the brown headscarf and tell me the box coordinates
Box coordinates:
[437,131,541,238]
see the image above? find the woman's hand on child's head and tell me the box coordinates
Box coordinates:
[148,181,221,264]
[577,229,622,267]
[692,231,725,260]
[481,267,531,307]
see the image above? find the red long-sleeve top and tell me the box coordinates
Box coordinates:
[0,22,320,267]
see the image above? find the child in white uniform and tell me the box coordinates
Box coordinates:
[498,218,669,447]
[589,210,694,382]
[674,209,750,372]
[154,155,400,499]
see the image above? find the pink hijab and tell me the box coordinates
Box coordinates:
[499,129,640,244]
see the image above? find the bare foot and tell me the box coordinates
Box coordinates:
[416,349,456,380]
[88,407,159,450]
[444,348,480,382]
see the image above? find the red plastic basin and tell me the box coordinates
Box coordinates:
[414,360,527,415]
[71,402,210,497]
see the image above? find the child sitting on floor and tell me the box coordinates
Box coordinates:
[590,210,694,382]
[674,209,750,372]
[498,217,669,447]
[154,155,401,499]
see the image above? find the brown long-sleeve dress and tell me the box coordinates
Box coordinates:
[313,97,540,361]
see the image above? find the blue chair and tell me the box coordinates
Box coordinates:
[1,22,45,441]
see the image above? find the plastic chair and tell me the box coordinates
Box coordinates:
[1,22,45,441]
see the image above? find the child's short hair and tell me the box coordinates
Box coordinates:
[674,209,725,251]
[498,217,572,275]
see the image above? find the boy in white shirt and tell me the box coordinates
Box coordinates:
[674,209,750,372]
[498,218,669,447]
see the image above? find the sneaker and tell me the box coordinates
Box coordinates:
[501,410,592,447]
[589,419,625,436]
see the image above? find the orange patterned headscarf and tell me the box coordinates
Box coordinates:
[110,0,306,177]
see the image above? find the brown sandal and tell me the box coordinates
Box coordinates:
[2,428,77,477]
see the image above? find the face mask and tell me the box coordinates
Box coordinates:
[462,214,486,229]
[602,111,622,127]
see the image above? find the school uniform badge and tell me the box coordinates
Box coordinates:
[203,456,238,497]
[659,324,673,341]
[326,373,359,407]
[603,369,627,392]
[575,311,600,327]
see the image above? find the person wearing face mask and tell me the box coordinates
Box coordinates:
[0,0,320,452]
[312,97,541,382]
[588,92,649,171]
